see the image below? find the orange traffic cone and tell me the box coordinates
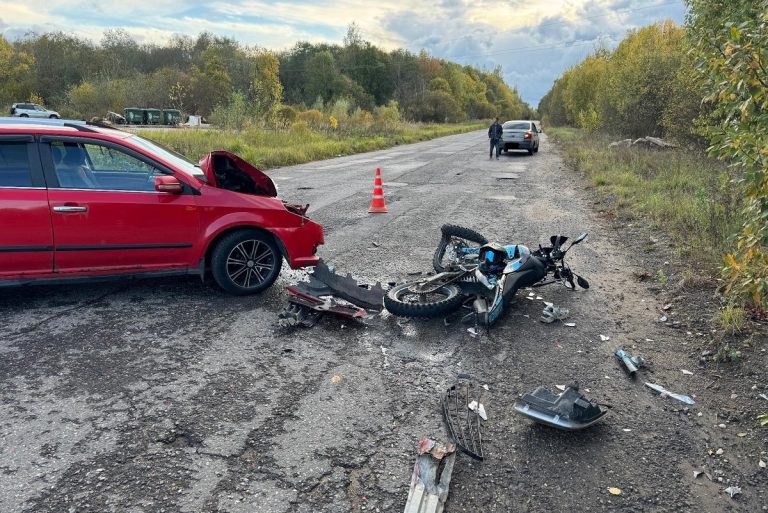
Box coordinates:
[368,167,388,213]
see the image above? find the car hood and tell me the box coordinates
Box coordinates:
[198,150,277,197]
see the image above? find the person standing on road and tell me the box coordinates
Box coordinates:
[488,117,503,159]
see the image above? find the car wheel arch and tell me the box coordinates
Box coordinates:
[203,226,286,274]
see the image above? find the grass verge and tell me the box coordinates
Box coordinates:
[548,127,743,271]
[137,122,485,170]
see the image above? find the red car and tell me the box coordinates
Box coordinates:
[0,118,324,294]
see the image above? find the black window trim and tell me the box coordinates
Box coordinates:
[0,135,45,188]
[38,135,199,195]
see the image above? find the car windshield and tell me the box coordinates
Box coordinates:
[128,135,207,181]
[503,121,531,130]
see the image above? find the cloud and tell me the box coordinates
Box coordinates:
[0,0,687,105]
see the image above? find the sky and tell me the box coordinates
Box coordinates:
[0,0,687,107]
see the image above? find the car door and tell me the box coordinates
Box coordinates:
[0,135,54,277]
[41,136,200,274]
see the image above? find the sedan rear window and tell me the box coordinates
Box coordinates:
[503,122,531,130]
[0,141,32,187]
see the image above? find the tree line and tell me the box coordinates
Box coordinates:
[0,25,532,124]
[538,0,768,309]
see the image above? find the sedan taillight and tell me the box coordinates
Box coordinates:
[524,131,532,140]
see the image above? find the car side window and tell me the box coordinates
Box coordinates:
[0,141,33,187]
[51,141,164,191]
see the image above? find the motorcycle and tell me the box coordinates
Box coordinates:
[384,224,590,326]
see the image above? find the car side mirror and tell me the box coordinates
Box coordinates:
[155,175,183,194]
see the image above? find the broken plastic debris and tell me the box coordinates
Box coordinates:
[555,384,566,391]
[564,322,576,327]
[681,369,694,375]
[482,384,489,391]
[541,305,569,323]
[759,460,766,469]
[724,486,741,498]
[404,439,456,513]
[467,327,479,337]
[737,432,747,437]
[693,470,703,478]
[644,382,695,405]
[600,335,610,341]
[622,428,632,432]
[615,349,644,375]
[607,487,622,496]
[716,448,724,455]
[658,316,668,322]
[468,400,488,421]
[759,394,768,401]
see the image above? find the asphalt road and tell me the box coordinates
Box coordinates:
[1,131,764,512]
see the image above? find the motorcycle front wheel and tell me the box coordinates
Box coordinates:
[433,224,488,273]
[384,282,464,318]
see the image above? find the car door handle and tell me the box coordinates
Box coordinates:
[53,205,88,213]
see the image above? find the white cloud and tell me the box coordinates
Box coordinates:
[0,0,687,105]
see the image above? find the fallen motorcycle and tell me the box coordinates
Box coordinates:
[384,224,590,326]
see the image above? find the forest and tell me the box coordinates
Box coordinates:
[0,25,532,125]
[538,0,768,310]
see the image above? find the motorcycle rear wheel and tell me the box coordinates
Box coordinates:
[384,282,463,318]
[433,224,488,273]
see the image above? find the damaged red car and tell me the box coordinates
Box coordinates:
[0,118,324,294]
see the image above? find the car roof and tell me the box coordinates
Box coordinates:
[0,117,133,139]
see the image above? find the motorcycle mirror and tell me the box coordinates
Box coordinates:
[576,275,590,289]
[550,235,568,248]
[573,232,588,245]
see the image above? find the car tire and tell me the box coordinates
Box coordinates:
[19,114,28,118]
[534,143,539,153]
[528,147,534,155]
[49,115,59,119]
[211,229,283,295]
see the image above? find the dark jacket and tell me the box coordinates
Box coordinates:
[488,122,503,140]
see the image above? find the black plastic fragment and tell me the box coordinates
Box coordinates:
[442,379,484,460]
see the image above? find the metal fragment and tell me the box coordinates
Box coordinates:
[403,439,456,513]
[442,379,484,460]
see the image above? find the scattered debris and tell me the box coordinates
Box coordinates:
[541,304,569,323]
[644,383,695,405]
[759,413,768,427]
[759,394,768,401]
[403,439,457,513]
[555,384,566,391]
[564,322,577,327]
[599,335,610,342]
[513,383,608,430]
[681,369,694,376]
[443,378,485,460]
[609,136,678,149]
[330,374,342,384]
[615,349,644,375]
[693,470,703,479]
[467,327,479,338]
[468,400,488,421]
[622,428,632,432]
[737,432,747,437]
[310,260,386,310]
[607,487,622,496]
[716,448,724,455]
[759,460,766,469]
[724,485,741,498]
[662,303,672,310]
[277,302,323,327]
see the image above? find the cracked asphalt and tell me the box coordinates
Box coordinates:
[2,131,766,512]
